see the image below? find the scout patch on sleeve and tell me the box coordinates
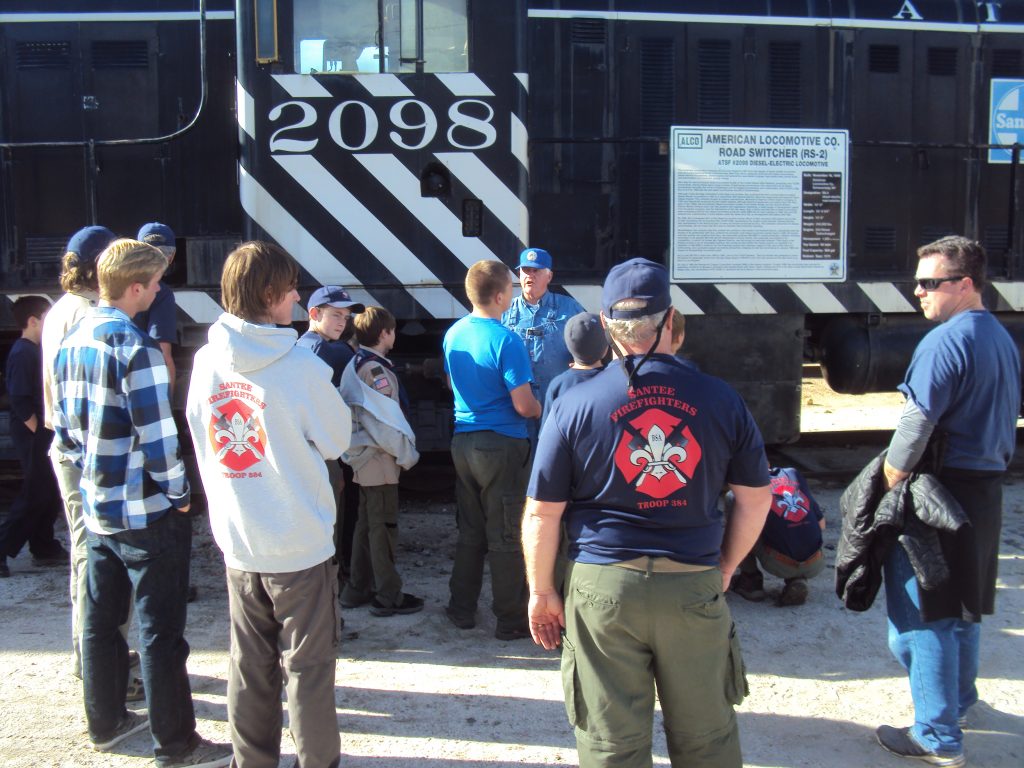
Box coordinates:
[372,376,393,394]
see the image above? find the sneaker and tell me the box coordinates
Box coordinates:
[126,675,146,703]
[0,556,9,578]
[444,606,475,630]
[494,625,531,641]
[159,737,233,767]
[729,570,766,602]
[875,725,966,767]
[339,589,374,609]
[369,593,424,617]
[777,578,809,607]
[91,710,150,752]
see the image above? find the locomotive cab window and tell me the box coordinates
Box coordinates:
[293,0,468,74]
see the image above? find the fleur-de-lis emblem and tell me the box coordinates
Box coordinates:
[629,424,687,487]
[214,411,264,461]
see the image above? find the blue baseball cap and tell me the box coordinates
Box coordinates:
[307,285,365,313]
[137,222,176,248]
[516,247,552,271]
[66,226,116,265]
[602,258,672,319]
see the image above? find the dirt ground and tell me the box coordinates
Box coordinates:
[1,382,1022,768]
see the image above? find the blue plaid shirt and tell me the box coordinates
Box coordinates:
[53,306,190,534]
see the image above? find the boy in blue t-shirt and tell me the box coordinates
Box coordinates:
[728,466,825,606]
[541,312,608,425]
[443,260,541,639]
[0,296,67,577]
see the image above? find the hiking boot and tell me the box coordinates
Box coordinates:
[777,578,809,607]
[876,725,965,767]
[158,737,233,767]
[31,546,69,567]
[0,556,9,578]
[91,711,150,752]
[729,570,766,602]
[369,593,424,617]
[444,606,475,630]
[494,624,531,641]
[126,675,146,703]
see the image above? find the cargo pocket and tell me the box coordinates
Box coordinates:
[724,622,749,706]
[501,495,525,545]
[560,635,581,727]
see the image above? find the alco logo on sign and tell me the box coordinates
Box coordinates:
[989,79,1024,164]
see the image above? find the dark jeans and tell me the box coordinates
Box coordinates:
[83,510,197,761]
[0,427,61,558]
[448,430,530,631]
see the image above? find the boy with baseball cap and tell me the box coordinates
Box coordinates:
[297,285,365,386]
[540,312,608,425]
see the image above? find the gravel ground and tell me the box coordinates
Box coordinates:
[1,387,1022,767]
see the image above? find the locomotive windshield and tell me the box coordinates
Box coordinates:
[293,0,468,74]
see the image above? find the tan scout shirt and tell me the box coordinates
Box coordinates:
[353,355,402,486]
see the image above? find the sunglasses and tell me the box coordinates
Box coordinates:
[916,275,965,291]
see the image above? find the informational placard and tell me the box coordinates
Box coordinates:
[989,79,1024,164]
[670,127,849,282]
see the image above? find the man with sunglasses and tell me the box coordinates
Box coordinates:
[876,236,1020,767]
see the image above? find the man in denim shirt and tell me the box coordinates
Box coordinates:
[501,248,584,445]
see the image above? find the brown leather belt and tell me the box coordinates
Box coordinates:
[611,556,715,573]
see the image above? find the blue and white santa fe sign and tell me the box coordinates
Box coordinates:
[989,79,1024,164]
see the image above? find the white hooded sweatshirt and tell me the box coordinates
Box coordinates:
[186,313,351,573]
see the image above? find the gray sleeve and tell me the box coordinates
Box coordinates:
[887,398,935,472]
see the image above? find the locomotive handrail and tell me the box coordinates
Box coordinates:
[0,0,209,151]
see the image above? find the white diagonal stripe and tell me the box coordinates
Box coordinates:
[240,164,375,294]
[236,79,255,140]
[353,154,498,267]
[406,287,470,319]
[514,73,529,92]
[789,283,847,314]
[715,284,776,314]
[434,152,528,244]
[670,286,705,316]
[511,113,529,171]
[434,73,494,97]
[272,154,463,314]
[858,283,916,313]
[175,291,225,324]
[272,74,332,98]
[993,282,1024,311]
[563,285,602,313]
[353,74,413,97]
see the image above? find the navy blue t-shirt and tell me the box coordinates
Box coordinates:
[133,280,177,345]
[761,466,823,561]
[899,309,1020,471]
[297,330,354,387]
[541,366,603,425]
[529,355,769,565]
[5,338,43,439]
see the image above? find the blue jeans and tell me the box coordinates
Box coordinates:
[883,544,979,756]
[83,510,197,762]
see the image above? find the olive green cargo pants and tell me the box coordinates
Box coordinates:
[562,561,747,768]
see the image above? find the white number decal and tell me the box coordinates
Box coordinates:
[268,101,318,153]
[388,100,438,150]
[448,99,496,149]
[328,100,379,151]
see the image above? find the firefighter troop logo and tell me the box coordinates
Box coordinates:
[207,389,267,475]
[769,474,810,523]
[614,408,702,499]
